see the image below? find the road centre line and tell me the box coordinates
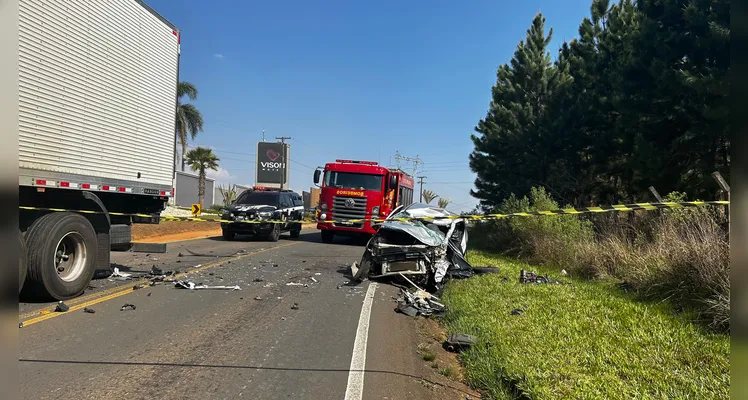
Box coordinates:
[19,242,300,326]
[344,282,378,400]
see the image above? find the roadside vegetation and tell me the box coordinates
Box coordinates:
[441,253,730,399]
[445,0,730,398]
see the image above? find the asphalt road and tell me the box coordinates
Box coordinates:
[18,228,473,400]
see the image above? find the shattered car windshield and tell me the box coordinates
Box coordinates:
[324,171,383,191]
[233,191,278,206]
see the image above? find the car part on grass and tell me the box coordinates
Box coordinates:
[350,203,479,291]
[174,280,241,291]
[511,308,524,315]
[519,269,568,284]
[444,334,477,353]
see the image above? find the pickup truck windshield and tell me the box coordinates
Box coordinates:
[234,191,278,206]
[324,172,383,191]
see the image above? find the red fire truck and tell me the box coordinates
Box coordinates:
[313,159,415,243]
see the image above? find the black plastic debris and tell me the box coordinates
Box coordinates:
[147,292,152,297]
[252,278,264,283]
[511,308,524,315]
[395,287,445,318]
[55,301,69,312]
[120,303,136,311]
[83,307,96,314]
[19,322,23,328]
[151,266,163,275]
[291,303,299,310]
[132,285,141,290]
[178,252,184,257]
[444,334,476,353]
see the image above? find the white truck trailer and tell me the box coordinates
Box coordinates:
[17,0,180,300]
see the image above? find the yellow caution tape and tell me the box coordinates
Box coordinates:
[18,201,729,225]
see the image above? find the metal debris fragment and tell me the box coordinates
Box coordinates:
[120,303,136,311]
[83,307,96,314]
[174,280,241,291]
[291,303,299,310]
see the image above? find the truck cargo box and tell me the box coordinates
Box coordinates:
[18,0,179,195]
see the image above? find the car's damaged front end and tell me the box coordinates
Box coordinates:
[350,203,475,290]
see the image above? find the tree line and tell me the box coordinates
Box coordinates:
[469,0,729,211]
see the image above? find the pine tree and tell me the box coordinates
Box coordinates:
[469,13,562,210]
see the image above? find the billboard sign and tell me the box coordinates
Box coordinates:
[256,141,290,187]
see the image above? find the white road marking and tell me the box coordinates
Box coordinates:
[344,282,378,400]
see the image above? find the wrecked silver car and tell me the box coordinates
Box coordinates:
[350,203,475,291]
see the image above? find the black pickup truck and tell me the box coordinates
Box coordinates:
[220,187,305,241]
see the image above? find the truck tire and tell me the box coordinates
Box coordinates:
[25,212,98,300]
[222,230,235,241]
[290,227,301,239]
[267,223,281,242]
[19,230,27,294]
[321,230,334,244]
[110,224,132,251]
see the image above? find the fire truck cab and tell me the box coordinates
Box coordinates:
[313,159,415,244]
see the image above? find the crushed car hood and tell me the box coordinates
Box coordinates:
[377,204,466,249]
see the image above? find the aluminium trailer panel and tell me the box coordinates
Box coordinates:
[18,0,179,194]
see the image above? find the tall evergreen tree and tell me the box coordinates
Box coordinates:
[469,13,562,210]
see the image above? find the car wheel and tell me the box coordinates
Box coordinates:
[222,230,235,241]
[24,212,98,300]
[290,229,301,239]
[267,224,281,242]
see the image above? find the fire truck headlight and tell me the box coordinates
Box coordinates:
[320,213,327,220]
[371,206,379,216]
[320,202,328,211]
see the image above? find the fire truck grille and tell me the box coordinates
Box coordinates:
[331,196,367,228]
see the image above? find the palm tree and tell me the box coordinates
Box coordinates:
[437,198,451,209]
[422,189,439,204]
[176,81,204,172]
[185,147,219,207]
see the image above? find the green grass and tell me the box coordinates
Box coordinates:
[441,250,730,400]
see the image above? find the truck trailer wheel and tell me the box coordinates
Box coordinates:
[25,212,98,300]
[19,230,27,294]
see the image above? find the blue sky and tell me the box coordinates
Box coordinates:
[150,0,594,212]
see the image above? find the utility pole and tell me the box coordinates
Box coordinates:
[417,176,426,203]
[262,129,266,142]
[275,136,292,190]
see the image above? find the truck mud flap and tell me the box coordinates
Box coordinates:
[110,224,132,251]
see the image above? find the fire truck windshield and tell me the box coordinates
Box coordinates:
[324,171,383,191]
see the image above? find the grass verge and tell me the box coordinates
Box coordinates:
[441,251,730,399]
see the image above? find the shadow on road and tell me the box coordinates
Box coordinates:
[18,358,475,397]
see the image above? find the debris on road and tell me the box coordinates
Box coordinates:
[444,334,476,353]
[310,277,318,283]
[151,266,164,275]
[253,278,264,282]
[174,280,241,291]
[395,287,445,318]
[19,322,23,328]
[285,282,308,287]
[109,267,132,280]
[55,301,69,312]
[120,303,136,311]
[314,272,321,276]
[254,296,263,301]
[291,303,299,310]
[83,307,96,314]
